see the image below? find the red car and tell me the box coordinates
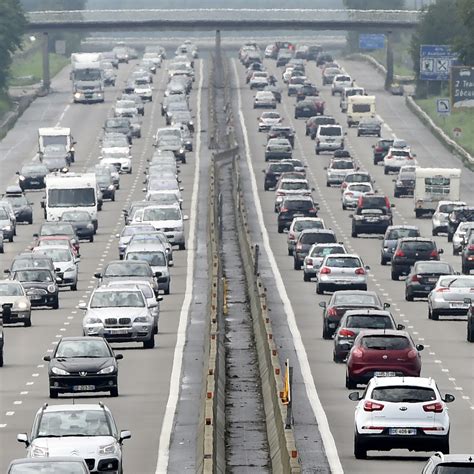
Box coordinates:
[346,330,423,389]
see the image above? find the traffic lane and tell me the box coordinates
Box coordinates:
[237,69,474,471]
[0,61,201,472]
[336,58,474,196]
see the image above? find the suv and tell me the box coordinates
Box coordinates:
[391,237,442,280]
[4,186,33,224]
[447,206,474,242]
[331,74,352,95]
[422,452,474,473]
[351,208,392,237]
[357,195,393,221]
[315,125,344,154]
[372,139,394,165]
[293,229,336,270]
[277,196,318,233]
[380,225,420,265]
[17,403,131,473]
[263,161,294,191]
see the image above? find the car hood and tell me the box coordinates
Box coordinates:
[31,436,117,457]
[53,357,113,373]
[143,219,183,229]
[0,296,29,306]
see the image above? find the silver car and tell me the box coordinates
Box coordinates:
[116,223,156,259]
[303,243,347,281]
[316,254,369,294]
[341,182,374,210]
[274,179,311,212]
[81,287,155,348]
[428,275,474,320]
[286,217,325,256]
[0,280,31,327]
[325,158,356,187]
[432,200,466,236]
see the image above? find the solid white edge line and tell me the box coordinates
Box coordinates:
[155,59,203,473]
[231,58,344,474]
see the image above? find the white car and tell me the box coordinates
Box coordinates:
[253,91,276,109]
[258,111,283,132]
[114,100,138,118]
[383,147,417,174]
[134,78,153,102]
[349,376,454,459]
[432,200,466,236]
[332,74,353,95]
[99,153,132,174]
[341,182,374,210]
[32,245,79,291]
[274,179,311,212]
[17,403,131,472]
[303,242,347,282]
[286,217,325,256]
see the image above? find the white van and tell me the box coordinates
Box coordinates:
[347,95,376,127]
[38,127,76,163]
[340,87,365,113]
[315,125,345,155]
[414,168,461,218]
[43,173,99,229]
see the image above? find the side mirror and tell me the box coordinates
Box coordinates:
[397,324,405,330]
[348,392,360,401]
[74,257,80,263]
[390,203,395,208]
[463,297,472,305]
[383,302,391,309]
[78,302,87,310]
[120,430,132,442]
[4,269,10,274]
[365,265,370,271]
[443,394,455,403]
[94,272,102,279]
[33,233,39,238]
[43,355,51,362]
[155,272,162,278]
[348,214,354,219]
[183,215,189,221]
[318,301,326,308]
[115,354,124,360]
[416,344,424,351]
[157,296,163,302]
[15,171,19,175]
[438,249,444,254]
[17,433,29,446]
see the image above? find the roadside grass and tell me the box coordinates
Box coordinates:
[0,93,11,118]
[416,97,474,156]
[9,50,68,87]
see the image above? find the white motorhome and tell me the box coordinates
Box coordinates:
[38,127,76,162]
[414,167,461,218]
[43,173,99,229]
[347,95,376,127]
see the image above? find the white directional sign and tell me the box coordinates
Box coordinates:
[437,98,451,116]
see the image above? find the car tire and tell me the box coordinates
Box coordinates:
[342,203,347,210]
[351,229,358,238]
[288,248,293,256]
[384,168,388,175]
[303,273,310,282]
[24,318,31,328]
[447,233,453,242]
[278,225,284,234]
[111,193,115,202]
[52,298,59,310]
[462,265,469,275]
[380,256,388,266]
[264,184,269,191]
[28,217,33,225]
[179,243,186,250]
[316,284,324,295]
[453,247,459,256]
[391,270,399,281]
[431,309,440,321]
[0,247,3,254]
[438,435,450,454]
[394,191,399,198]
[354,433,367,459]
[326,182,330,187]
[165,285,170,295]
[333,351,344,363]
[89,235,94,243]
[294,259,301,270]
[110,386,119,397]
[322,321,331,340]
[143,335,155,349]
[71,283,77,291]
[345,373,357,390]
[49,388,59,399]
[432,228,438,236]
[467,318,474,342]
[316,149,320,155]
[9,235,13,243]
[405,290,414,302]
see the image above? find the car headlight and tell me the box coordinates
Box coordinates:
[98,365,115,375]
[64,266,76,273]
[51,367,70,376]
[97,93,103,97]
[86,317,102,325]
[87,223,94,230]
[108,185,115,191]
[3,225,11,231]
[47,284,56,293]
[179,148,185,154]
[74,92,82,99]
[189,120,194,125]
[16,301,28,310]
[19,175,25,181]
[31,445,49,457]
[134,316,150,323]
[99,442,118,455]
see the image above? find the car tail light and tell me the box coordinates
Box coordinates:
[277,191,285,196]
[468,245,474,251]
[394,250,405,257]
[407,349,418,359]
[280,207,288,213]
[341,182,348,189]
[355,267,366,275]
[316,140,320,145]
[411,274,420,282]
[423,402,444,413]
[320,266,331,274]
[435,287,449,293]
[338,328,355,338]
[345,192,354,197]
[351,348,363,359]
[306,258,313,265]
[296,243,302,250]
[309,208,317,213]
[430,249,439,258]
[363,401,384,412]
[375,146,383,152]
[288,231,295,240]
[326,307,337,317]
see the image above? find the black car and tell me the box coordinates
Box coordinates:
[391,238,442,280]
[16,164,49,191]
[372,139,394,165]
[104,117,133,145]
[96,172,116,201]
[316,53,333,67]
[393,167,416,197]
[405,261,454,301]
[319,290,388,339]
[357,118,381,137]
[296,83,319,102]
[305,115,336,139]
[293,229,337,270]
[461,233,474,274]
[447,206,474,242]
[11,268,59,309]
[351,208,392,238]
[380,225,420,265]
[307,45,323,61]
[294,99,324,119]
[277,196,318,233]
[267,125,295,147]
[263,162,295,191]
[3,186,33,224]
[60,210,95,242]
[44,336,122,398]
[7,253,56,274]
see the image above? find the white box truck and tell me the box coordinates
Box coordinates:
[70,53,104,103]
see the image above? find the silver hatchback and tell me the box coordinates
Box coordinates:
[428,275,474,320]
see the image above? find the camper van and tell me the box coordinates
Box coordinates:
[347,95,376,127]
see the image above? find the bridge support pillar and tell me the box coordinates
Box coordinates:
[385,30,394,90]
[42,32,51,94]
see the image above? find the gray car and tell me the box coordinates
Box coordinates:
[325,158,356,187]
[357,118,381,137]
[286,217,325,256]
[428,275,474,320]
[0,208,14,242]
[116,223,156,258]
[380,225,420,265]
[405,261,455,301]
[303,243,347,281]
[265,138,293,161]
[293,229,337,270]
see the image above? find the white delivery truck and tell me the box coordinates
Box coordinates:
[43,173,99,230]
[347,95,376,127]
[414,167,461,218]
[38,127,76,163]
[70,53,104,103]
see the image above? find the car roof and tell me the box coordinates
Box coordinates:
[386,225,419,231]
[369,376,435,388]
[427,452,474,465]
[9,457,88,465]
[359,329,409,337]
[399,237,435,243]
[300,228,334,235]
[324,253,360,259]
[342,309,392,317]
[126,242,166,252]
[58,336,106,343]
[41,403,110,413]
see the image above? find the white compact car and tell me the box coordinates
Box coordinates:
[349,376,454,459]
[253,91,276,109]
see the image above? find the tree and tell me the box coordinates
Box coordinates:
[0,0,27,94]
[455,0,474,65]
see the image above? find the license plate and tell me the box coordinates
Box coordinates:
[73,385,95,392]
[367,218,380,223]
[374,371,396,377]
[389,428,416,436]
[28,295,41,301]
[293,213,304,217]
[29,180,39,184]
[450,303,468,309]
[428,278,438,282]
[303,108,310,112]
[425,286,431,291]
[107,328,129,335]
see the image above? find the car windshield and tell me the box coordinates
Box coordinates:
[21,165,48,174]
[0,282,24,296]
[126,251,166,266]
[34,248,71,262]
[434,466,474,473]
[9,461,87,473]
[11,257,52,271]
[387,228,419,239]
[294,220,323,232]
[438,277,474,288]
[121,225,154,237]
[40,224,74,236]
[143,208,181,221]
[104,262,150,277]
[14,270,53,282]
[48,189,95,208]
[56,340,110,358]
[331,161,354,170]
[36,410,111,437]
[103,137,128,147]
[391,150,410,157]
[345,315,393,329]
[5,195,28,207]
[325,257,361,268]
[371,386,436,403]
[416,263,452,274]
[334,293,379,306]
[261,112,280,119]
[361,335,410,350]
[346,174,370,183]
[90,290,145,308]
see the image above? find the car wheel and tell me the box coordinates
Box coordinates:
[405,290,414,302]
[294,259,301,270]
[9,235,13,243]
[111,193,115,202]
[316,284,324,295]
[278,225,284,234]
[342,203,347,210]
[71,283,77,291]
[380,256,387,266]
[179,243,186,250]
[264,184,269,191]
[432,228,438,236]
[110,386,119,397]
[345,373,357,390]
[326,182,330,187]
[394,191,399,198]
[143,335,155,349]
[333,351,344,363]
[384,168,388,175]
[322,321,332,340]
[431,309,440,321]
[351,229,358,238]
[49,388,59,399]
[391,270,399,281]
[0,246,3,254]
[467,318,474,342]
[89,235,94,243]
[165,285,170,295]
[438,435,450,454]
[354,433,367,459]
[28,217,33,225]
[462,265,469,275]
[447,233,453,242]
[288,248,293,256]
[24,318,31,328]
[316,149,320,155]
[52,298,59,310]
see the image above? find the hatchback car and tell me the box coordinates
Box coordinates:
[0,280,31,327]
[357,118,381,137]
[351,208,392,237]
[4,186,33,224]
[384,147,416,174]
[265,138,293,162]
[340,171,373,193]
[258,111,283,132]
[116,223,156,259]
[294,98,325,118]
[303,243,346,281]
[16,163,49,191]
[380,225,420,265]
[341,183,374,210]
[349,377,453,459]
[0,208,14,242]
[11,268,59,309]
[325,158,356,187]
[286,217,325,255]
[17,403,131,473]
[393,165,416,197]
[428,275,474,320]
[372,138,394,165]
[316,254,369,295]
[44,336,122,398]
[293,229,337,270]
[306,115,337,140]
[447,206,474,242]
[263,162,295,191]
[422,452,474,473]
[391,238,442,280]
[253,90,276,109]
[60,210,95,242]
[452,222,474,255]
[274,179,311,212]
[405,261,455,301]
[277,196,318,233]
[267,125,295,147]
[346,330,423,388]
[8,457,90,474]
[461,234,474,274]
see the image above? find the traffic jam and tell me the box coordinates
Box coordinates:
[238,40,474,463]
[0,42,198,472]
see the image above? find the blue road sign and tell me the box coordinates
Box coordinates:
[359,34,385,50]
[420,45,459,81]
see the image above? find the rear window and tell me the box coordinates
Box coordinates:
[434,465,474,473]
[334,293,379,306]
[361,335,410,350]
[325,256,361,268]
[332,161,354,170]
[371,386,436,403]
[438,277,474,288]
[415,262,452,274]
[294,220,323,231]
[311,245,345,257]
[346,174,370,183]
[270,163,294,173]
[319,126,342,136]
[360,208,384,216]
[387,228,419,240]
[361,196,388,208]
[401,241,435,251]
[353,104,371,113]
[439,204,459,213]
[285,200,313,210]
[300,232,336,244]
[346,315,394,330]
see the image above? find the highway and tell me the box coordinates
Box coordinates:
[230,53,474,473]
[0,56,210,473]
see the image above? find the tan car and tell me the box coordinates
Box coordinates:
[0,280,31,327]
